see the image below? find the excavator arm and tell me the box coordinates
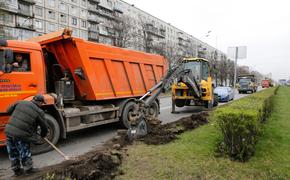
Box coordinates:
[128,60,201,138]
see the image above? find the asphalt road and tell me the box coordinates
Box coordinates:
[0,89,252,177]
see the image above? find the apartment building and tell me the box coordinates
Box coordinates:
[0,0,225,59]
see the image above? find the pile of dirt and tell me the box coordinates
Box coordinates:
[18,112,209,180]
[142,112,209,145]
[21,130,129,180]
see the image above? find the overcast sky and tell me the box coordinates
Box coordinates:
[124,0,290,81]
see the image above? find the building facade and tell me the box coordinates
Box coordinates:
[0,0,225,60]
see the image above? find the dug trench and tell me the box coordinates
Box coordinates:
[18,112,209,180]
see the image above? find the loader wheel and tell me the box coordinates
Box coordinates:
[204,100,213,110]
[175,99,185,107]
[121,101,137,129]
[148,101,159,118]
[31,114,60,155]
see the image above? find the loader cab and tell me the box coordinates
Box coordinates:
[182,58,209,82]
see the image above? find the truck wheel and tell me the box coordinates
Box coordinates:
[148,101,159,118]
[31,114,60,155]
[121,101,137,129]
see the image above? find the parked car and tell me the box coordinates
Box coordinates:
[214,86,235,102]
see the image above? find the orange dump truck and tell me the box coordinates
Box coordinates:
[0,29,168,153]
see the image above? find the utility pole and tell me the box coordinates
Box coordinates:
[233,47,238,88]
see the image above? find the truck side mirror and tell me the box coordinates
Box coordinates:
[2,49,13,73]
[4,49,14,64]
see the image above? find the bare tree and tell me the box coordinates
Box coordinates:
[137,16,166,55]
[227,60,235,86]
[0,2,16,40]
[209,50,219,85]
[113,15,134,48]
[165,43,182,68]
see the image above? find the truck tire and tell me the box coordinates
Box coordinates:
[31,114,60,155]
[121,101,137,129]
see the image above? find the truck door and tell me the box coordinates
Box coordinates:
[0,48,45,113]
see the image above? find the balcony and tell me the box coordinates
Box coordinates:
[87,15,101,23]
[19,0,36,4]
[16,23,35,30]
[18,4,34,17]
[145,25,165,38]
[96,9,115,19]
[18,10,34,17]
[98,3,113,11]
[178,39,189,47]
[160,28,166,36]
[88,5,97,12]
[88,32,99,41]
[0,3,18,13]
[88,27,99,33]
[114,4,123,13]
[88,0,100,4]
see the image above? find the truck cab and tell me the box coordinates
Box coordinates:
[0,40,48,147]
[237,75,257,94]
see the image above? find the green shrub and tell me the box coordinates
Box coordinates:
[214,87,278,161]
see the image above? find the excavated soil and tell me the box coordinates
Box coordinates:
[142,112,209,145]
[17,112,209,180]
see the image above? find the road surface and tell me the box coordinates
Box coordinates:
[0,89,251,176]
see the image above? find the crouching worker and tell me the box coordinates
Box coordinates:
[4,94,48,176]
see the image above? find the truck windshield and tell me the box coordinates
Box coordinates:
[183,61,201,81]
[239,78,251,83]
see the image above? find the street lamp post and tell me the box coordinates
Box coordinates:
[205,30,218,49]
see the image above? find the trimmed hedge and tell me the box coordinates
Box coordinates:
[214,87,279,161]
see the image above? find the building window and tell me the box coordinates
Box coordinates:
[81,20,86,28]
[6,14,13,23]
[71,0,77,4]
[80,9,86,18]
[18,3,30,15]
[48,0,55,7]
[35,0,43,4]
[35,6,43,17]
[59,2,67,11]
[72,17,77,26]
[60,14,67,23]
[72,29,79,37]
[35,20,43,29]
[48,10,55,19]
[48,23,56,31]
[0,13,13,24]
[70,5,77,15]
[81,0,86,6]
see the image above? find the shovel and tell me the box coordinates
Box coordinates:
[42,137,70,160]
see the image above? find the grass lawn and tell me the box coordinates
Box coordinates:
[117,86,290,179]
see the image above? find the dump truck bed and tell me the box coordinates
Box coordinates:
[29,29,168,101]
